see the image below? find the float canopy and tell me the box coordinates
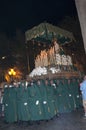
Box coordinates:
[25,22,75,45]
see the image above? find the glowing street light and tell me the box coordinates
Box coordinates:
[8,68,16,82]
[8,69,16,76]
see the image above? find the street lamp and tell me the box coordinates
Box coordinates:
[8,68,16,81]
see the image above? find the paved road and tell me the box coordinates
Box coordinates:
[0,109,86,130]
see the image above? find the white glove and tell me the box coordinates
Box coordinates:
[77,95,79,98]
[24,102,27,105]
[4,85,8,88]
[43,101,47,104]
[69,94,71,97]
[36,100,39,105]
[9,85,13,88]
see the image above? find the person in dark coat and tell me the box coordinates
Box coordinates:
[3,82,17,123]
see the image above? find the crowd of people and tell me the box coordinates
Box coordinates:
[0,77,82,124]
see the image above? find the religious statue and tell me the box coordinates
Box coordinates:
[53,40,60,54]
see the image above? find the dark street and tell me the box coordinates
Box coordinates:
[0,109,86,130]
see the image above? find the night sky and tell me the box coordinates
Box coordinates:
[0,0,78,62]
[0,0,77,35]
[0,0,85,77]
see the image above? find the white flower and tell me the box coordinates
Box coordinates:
[49,67,61,74]
[61,55,67,65]
[67,55,72,65]
[29,66,47,77]
[55,54,61,65]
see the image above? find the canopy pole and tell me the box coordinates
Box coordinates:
[26,43,30,73]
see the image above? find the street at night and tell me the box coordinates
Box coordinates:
[0,0,86,130]
[0,109,86,130]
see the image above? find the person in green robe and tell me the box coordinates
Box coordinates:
[55,78,63,113]
[72,78,82,109]
[63,78,73,112]
[67,79,75,111]
[55,78,68,113]
[37,79,51,121]
[16,81,22,123]
[28,80,43,122]
[54,79,61,113]
[3,84,9,123]
[3,82,17,123]
[50,79,59,116]
[64,78,76,112]
[35,79,47,121]
[45,79,56,118]
[16,80,30,122]
[8,83,17,123]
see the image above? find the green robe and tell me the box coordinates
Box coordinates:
[16,82,30,121]
[67,79,75,111]
[45,80,56,118]
[3,87,10,123]
[72,78,82,109]
[16,85,22,121]
[28,82,43,121]
[3,86,17,123]
[50,79,58,115]
[38,80,50,120]
[55,79,69,113]
[63,78,72,112]
[8,86,17,123]
[54,79,61,113]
